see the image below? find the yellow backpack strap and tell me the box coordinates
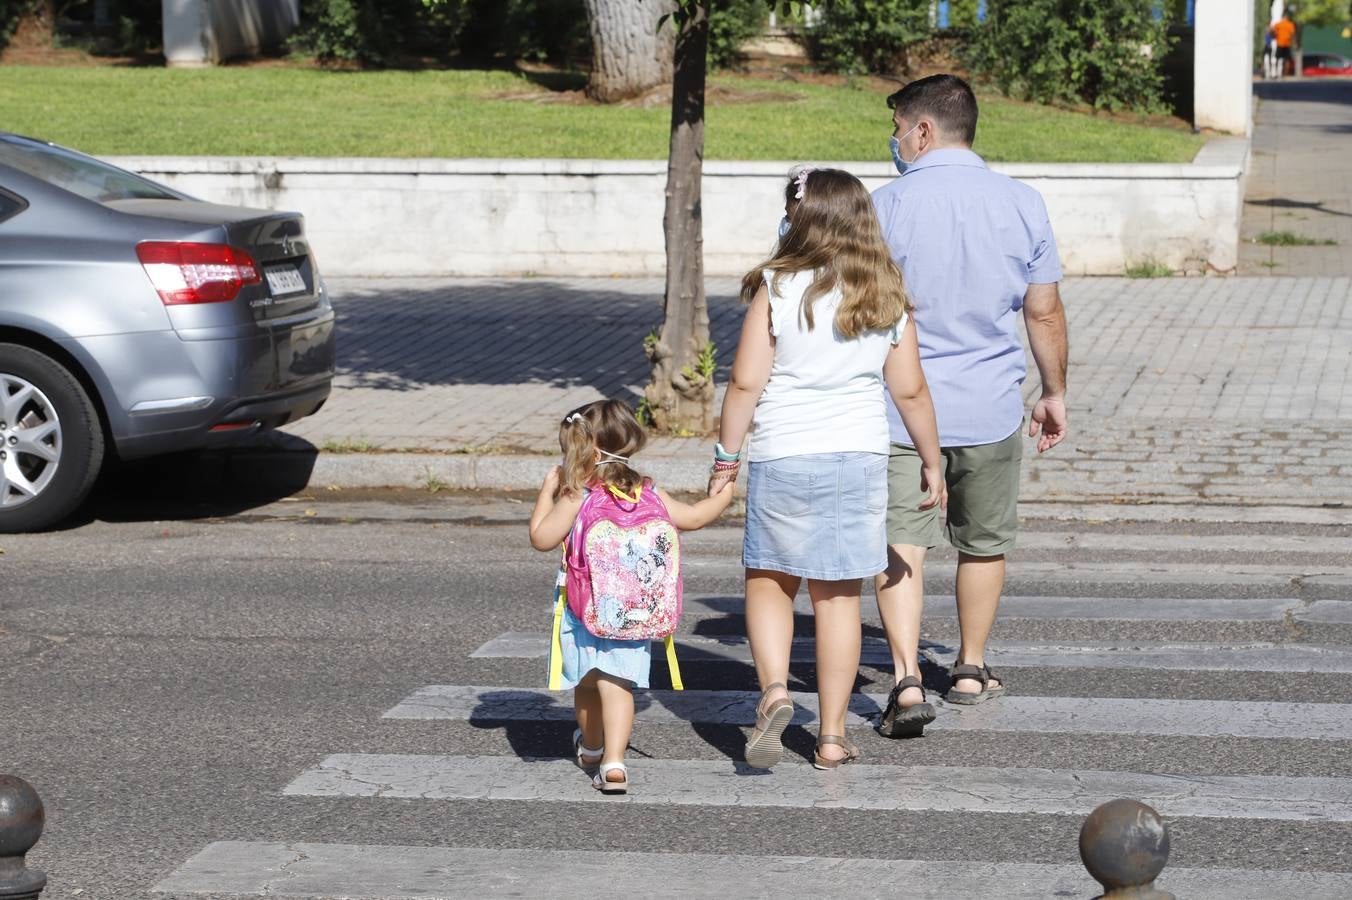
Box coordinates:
[606,482,642,504]
[547,586,566,691]
[664,634,684,691]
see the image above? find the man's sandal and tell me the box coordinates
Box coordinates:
[812,734,860,770]
[945,663,1007,705]
[744,681,794,769]
[573,727,604,771]
[592,762,629,794]
[878,675,936,738]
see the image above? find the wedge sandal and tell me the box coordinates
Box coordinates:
[572,727,604,772]
[592,762,629,794]
[812,734,860,770]
[945,662,1007,705]
[744,682,794,769]
[877,675,936,738]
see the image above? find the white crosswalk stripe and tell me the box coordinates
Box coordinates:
[152,519,1352,897]
[154,842,1352,900]
[283,753,1352,821]
[383,685,1352,741]
[471,631,1352,672]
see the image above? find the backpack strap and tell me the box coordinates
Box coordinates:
[664,634,684,691]
[606,483,642,505]
[547,582,567,691]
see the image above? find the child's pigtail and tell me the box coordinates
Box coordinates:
[558,410,596,498]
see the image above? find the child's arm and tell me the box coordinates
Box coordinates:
[884,318,947,511]
[528,466,586,550]
[657,484,735,531]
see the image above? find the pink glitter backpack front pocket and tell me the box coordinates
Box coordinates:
[564,483,683,641]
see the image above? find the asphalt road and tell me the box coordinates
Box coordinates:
[2,482,1351,898]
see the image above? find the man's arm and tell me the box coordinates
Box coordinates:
[1023,281,1068,453]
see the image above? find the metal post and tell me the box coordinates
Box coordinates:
[1079,798,1174,900]
[0,776,46,900]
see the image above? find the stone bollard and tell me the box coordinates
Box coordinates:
[1079,798,1174,900]
[0,775,46,900]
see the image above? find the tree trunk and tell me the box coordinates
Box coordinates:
[644,3,713,434]
[582,0,676,103]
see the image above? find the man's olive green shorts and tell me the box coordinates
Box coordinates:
[885,427,1022,556]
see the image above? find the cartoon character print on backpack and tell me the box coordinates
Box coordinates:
[566,485,683,641]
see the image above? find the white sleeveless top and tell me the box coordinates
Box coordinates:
[748,269,906,463]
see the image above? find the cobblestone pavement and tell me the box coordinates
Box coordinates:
[281,274,1352,506]
[1239,79,1352,276]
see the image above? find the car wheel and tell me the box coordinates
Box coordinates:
[0,343,104,532]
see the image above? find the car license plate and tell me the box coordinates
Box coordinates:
[265,265,307,297]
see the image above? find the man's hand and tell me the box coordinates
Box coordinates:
[1028,395,1067,453]
[918,462,948,510]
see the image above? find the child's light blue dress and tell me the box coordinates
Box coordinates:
[555,603,651,690]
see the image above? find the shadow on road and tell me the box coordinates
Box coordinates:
[66,442,318,526]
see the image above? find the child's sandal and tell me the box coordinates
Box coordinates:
[572,728,604,771]
[592,762,629,794]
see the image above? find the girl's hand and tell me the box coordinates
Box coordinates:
[708,467,739,498]
[918,463,947,510]
[542,465,562,496]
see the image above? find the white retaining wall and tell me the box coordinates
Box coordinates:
[109,138,1248,277]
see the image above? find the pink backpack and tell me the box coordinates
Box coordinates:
[564,481,683,641]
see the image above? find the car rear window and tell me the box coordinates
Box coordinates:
[0,189,26,224]
[0,135,181,204]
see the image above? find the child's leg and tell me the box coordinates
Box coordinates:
[574,669,604,758]
[808,578,863,761]
[595,673,635,780]
[746,568,802,704]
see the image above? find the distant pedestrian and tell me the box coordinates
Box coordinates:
[1270,12,1297,77]
[709,167,945,770]
[872,74,1068,736]
[530,399,733,794]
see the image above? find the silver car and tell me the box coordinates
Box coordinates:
[0,134,336,531]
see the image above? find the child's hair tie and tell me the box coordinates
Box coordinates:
[564,412,584,425]
[793,167,815,200]
[596,449,630,466]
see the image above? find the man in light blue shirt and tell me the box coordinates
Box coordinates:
[870,74,1069,737]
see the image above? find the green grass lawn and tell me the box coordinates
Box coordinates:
[1,66,1206,163]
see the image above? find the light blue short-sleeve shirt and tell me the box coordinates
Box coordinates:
[873,148,1061,447]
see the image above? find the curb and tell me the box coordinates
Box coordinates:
[203,450,1352,526]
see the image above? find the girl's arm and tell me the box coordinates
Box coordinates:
[657,484,735,531]
[711,284,774,494]
[528,466,586,550]
[884,318,947,511]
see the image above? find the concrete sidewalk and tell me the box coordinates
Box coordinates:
[1240,79,1352,276]
[255,273,1352,509]
[249,82,1352,509]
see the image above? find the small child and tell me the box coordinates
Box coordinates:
[529,399,733,794]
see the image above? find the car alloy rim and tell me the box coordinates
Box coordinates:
[0,374,62,509]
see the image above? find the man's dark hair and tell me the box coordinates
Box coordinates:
[886,74,978,146]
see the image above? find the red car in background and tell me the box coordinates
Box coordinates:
[1303,52,1352,76]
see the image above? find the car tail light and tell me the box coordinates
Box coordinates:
[136,241,261,305]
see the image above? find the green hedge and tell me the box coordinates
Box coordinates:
[811,0,932,75]
[964,0,1173,112]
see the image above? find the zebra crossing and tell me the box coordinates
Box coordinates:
[152,515,1352,899]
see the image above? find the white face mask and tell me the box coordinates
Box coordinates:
[890,122,921,174]
[778,215,791,238]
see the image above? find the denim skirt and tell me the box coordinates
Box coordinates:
[743,451,889,580]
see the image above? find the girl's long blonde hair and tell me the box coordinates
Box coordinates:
[741,167,911,338]
[557,399,647,499]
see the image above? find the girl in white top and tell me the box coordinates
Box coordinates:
[708,167,945,770]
